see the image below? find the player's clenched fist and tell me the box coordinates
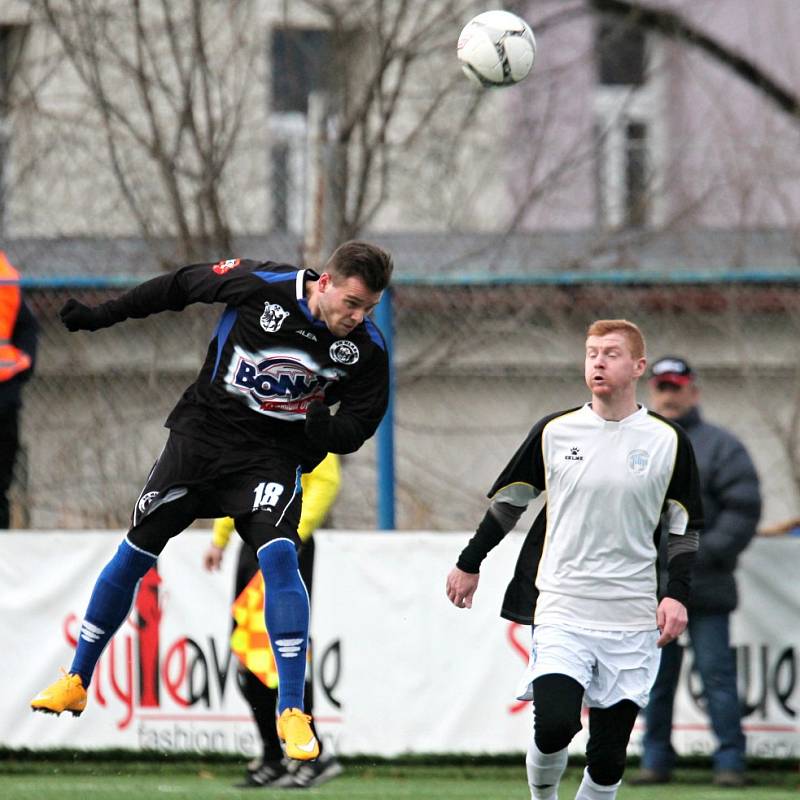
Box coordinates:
[59,298,107,332]
[446,566,479,609]
[656,596,688,648]
[304,400,331,440]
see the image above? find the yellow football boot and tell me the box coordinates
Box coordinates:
[277,708,319,761]
[31,670,87,716]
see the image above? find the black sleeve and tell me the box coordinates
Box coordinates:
[664,424,704,531]
[457,508,509,573]
[663,425,704,602]
[487,416,549,501]
[90,259,268,327]
[12,298,39,379]
[313,345,390,455]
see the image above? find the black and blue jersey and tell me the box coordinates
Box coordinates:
[97,258,389,460]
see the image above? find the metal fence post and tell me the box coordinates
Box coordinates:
[374,287,395,530]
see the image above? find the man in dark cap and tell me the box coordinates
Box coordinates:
[634,356,761,788]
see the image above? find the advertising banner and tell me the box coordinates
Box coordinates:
[0,531,796,758]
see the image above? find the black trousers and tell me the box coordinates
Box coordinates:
[0,406,19,529]
[235,537,318,761]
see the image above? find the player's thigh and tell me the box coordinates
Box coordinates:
[236,509,302,552]
[532,673,584,751]
[228,463,304,551]
[128,491,203,555]
[127,433,209,553]
[587,629,660,708]
[530,624,596,688]
[130,432,211,526]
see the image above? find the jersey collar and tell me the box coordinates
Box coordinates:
[296,268,327,328]
[582,402,647,427]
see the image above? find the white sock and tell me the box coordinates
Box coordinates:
[574,767,621,800]
[526,738,568,800]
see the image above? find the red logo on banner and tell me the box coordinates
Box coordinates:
[507,622,531,715]
[62,565,238,730]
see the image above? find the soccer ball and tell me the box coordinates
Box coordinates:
[457,10,536,88]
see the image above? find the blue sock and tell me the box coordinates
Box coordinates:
[258,539,309,713]
[70,538,156,687]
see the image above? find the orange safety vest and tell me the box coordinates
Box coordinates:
[0,251,31,382]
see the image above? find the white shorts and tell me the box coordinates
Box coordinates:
[515,623,661,709]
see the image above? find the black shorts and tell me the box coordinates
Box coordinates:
[130,431,310,550]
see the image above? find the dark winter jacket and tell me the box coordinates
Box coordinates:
[658,405,761,613]
[0,298,38,412]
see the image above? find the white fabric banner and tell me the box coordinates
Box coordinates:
[0,531,797,758]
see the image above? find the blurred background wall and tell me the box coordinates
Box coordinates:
[1,0,799,531]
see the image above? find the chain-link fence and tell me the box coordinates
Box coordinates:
[10,277,800,531]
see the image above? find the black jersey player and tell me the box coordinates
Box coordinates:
[31,240,393,761]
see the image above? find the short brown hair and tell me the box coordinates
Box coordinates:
[324,240,394,293]
[586,319,646,360]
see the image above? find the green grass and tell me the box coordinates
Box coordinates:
[0,761,797,800]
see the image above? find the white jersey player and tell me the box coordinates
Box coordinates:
[446,319,703,800]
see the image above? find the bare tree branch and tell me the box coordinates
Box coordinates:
[589,0,800,120]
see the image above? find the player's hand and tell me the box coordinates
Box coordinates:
[656,597,687,647]
[304,400,331,443]
[202,545,224,572]
[446,566,479,609]
[59,298,104,331]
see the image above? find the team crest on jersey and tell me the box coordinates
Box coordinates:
[627,449,650,475]
[329,339,359,365]
[138,491,159,513]
[212,258,240,275]
[260,302,290,333]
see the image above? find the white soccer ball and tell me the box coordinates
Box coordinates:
[457,10,536,88]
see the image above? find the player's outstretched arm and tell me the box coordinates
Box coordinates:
[446,567,480,609]
[59,298,113,332]
[58,260,263,333]
[656,597,688,647]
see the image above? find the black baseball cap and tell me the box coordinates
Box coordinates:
[650,356,695,386]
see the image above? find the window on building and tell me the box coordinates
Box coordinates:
[625,121,648,228]
[269,27,333,233]
[271,28,332,114]
[271,143,290,231]
[596,18,646,86]
[593,17,656,229]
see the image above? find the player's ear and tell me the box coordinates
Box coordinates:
[317,272,332,292]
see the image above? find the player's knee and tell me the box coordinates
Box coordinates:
[586,752,626,787]
[257,537,300,586]
[533,714,581,753]
[239,511,301,553]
